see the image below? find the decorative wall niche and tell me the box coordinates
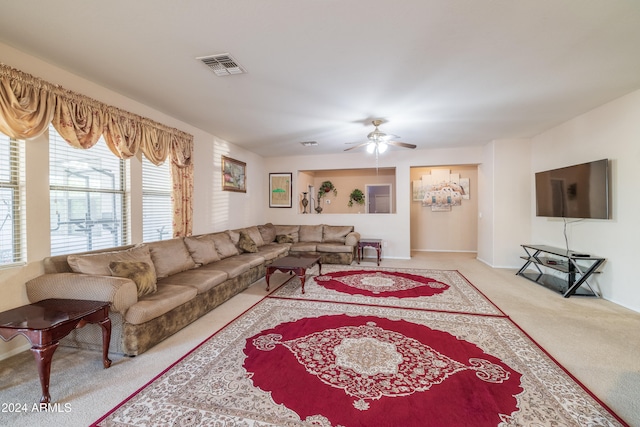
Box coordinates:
[297,168,396,214]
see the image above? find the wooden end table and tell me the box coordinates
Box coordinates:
[265,254,322,294]
[0,299,112,403]
[357,238,383,266]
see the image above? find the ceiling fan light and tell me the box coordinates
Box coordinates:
[378,142,388,153]
[366,143,376,154]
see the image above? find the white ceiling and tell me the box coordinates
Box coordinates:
[1,0,640,157]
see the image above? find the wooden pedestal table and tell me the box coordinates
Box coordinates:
[265,254,322,294]
[0,299,112,403]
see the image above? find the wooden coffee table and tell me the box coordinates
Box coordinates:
[0,298,112,403]
[266,254,322,294]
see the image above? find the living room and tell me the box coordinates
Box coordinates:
[1,2,640,425]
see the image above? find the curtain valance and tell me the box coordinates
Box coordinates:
[0,63,193,236]
[0,63,193,166]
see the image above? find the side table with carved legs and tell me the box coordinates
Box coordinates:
[0,299,112,403]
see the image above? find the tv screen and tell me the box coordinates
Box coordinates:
[535,159,609,219]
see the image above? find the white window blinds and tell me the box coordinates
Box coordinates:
[49,126,128,255]
[0,134,25,267]
[142,156,173,242]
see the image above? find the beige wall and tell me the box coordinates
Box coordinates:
[298,168,396,214]
[410,165,478,252]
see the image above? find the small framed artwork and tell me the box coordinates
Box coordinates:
[269,172,292,208]
[221,156,246,192]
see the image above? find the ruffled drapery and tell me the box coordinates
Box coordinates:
[0,63,193,237]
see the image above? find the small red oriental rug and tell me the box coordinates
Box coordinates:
[270,265,504,316]
[93,297,626,427]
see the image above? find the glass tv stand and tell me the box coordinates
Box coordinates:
[516,244,606,297]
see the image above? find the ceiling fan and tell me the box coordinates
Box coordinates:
[344,120,417,154]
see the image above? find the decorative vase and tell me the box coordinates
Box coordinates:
[301,192,309,214]
[315,206,323,214]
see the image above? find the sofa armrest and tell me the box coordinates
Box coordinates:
[345,231,360,247]
[25,272,138,315]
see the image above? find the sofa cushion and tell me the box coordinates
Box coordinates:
[323,225,354,243]
[237,230,258,253]
[211,232,240,259]
[67,245,155,276]
[158,269,228,294]
[235,252,266,268]
[299,225,323,242]
[316,243,354,253]
[274,225,299,242]
[198,258,250,278]
[258,223,277,244]
[147,238,196,279]
[289,242,317,252]
[109,261,157,297]
[125,283,197,325]
[244,226,265,247]
[184,235,220,265]
[257,243,289,260]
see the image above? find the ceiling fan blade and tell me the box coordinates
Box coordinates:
[344,142,370,152]
[388,141,417,149]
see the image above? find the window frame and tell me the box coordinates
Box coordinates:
[142,155,173,242]
[0,134,25,267]
[49,126,128,255]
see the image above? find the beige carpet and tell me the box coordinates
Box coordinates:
[1,253,639,426]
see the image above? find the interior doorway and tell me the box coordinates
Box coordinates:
[365,184,392,213]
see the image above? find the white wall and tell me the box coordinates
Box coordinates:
[0,43,265,359]
[264,146,484,260]
[493,139,532,267]
[477,143,495,265]
[531,89,640,311]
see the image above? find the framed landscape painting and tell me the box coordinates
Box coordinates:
[222,156,246,192]
[269,173,292,208]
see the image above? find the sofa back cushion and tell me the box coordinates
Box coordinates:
[68,245,155,276]
[299,224,323,242]
[323,225,354,243]
[243,226,265,247]
[147,238,196,279]
[211,232,239,259]
[258,223,277,244]
[184,235,220,265]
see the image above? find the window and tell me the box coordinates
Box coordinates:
[0,134,25,266]
[49,126,127,255]
[142,156,173,242]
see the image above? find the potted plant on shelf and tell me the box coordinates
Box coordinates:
[348,188,365,207]
[316,181,337,213]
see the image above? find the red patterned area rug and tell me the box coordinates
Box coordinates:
[93,298,626,427]
[270,265,504,316]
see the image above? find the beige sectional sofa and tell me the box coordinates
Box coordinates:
[25,223,359,356]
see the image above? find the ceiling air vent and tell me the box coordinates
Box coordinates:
[197,53,246,76]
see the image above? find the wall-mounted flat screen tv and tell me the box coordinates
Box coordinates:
[535,159,610,219]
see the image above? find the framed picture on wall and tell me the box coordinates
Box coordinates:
[269,173,292,208]
[222,156,246,192]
